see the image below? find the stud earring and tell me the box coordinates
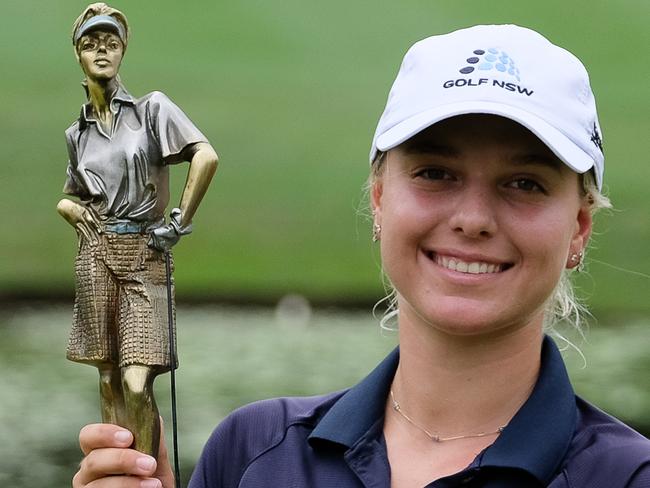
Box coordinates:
[570,251,584,272]
[372,222,381,242]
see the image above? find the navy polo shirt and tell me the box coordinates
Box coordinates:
[189,337,650,487]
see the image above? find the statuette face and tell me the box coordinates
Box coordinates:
[77,32,124,81]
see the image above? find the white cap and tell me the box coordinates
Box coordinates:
[370,25,605,189]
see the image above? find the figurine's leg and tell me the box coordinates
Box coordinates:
[120,364,161,457]
[98,363,125,425]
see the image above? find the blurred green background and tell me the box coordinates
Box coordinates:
[0,0,648,486]
[1,0,649,310]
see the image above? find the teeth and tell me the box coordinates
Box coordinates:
[436,255,502,274]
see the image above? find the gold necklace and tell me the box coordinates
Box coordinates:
[390,390,507,443]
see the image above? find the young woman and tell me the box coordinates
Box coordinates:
[72,24,650,488]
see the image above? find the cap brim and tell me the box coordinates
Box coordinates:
[75,17,125,44]
[375,101,595,176]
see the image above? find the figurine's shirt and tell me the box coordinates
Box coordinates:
[63,86,207,223]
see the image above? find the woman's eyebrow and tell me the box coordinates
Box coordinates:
[512,153,564,171]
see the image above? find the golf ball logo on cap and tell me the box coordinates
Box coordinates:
[460,48,521,81]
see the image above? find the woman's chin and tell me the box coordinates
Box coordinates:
[402,298,540,340]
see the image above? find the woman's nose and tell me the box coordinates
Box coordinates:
[448,187,498,239]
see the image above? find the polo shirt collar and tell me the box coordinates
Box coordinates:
[480,336,577,484]
[308,336,576,484]
[309,347,398,448]
[79,83,135,130]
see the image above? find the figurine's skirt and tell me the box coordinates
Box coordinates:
[66,233,177,371]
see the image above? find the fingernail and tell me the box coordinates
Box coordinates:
[141,480,161,488]
[114,430,131,444]
[136,455,156,471]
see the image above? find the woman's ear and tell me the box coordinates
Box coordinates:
[371,178,383,219]
[371,179,383,242]
[567,205,592,269]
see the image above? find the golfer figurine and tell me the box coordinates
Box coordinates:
[56,3,217,458]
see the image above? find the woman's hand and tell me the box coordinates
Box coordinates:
[73,423,175,488]
[57,198,102,244]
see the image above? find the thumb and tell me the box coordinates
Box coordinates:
[155,417,177,488]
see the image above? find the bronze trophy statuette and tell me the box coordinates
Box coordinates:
[57,3,217,459]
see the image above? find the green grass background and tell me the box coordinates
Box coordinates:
[0,0,649,312]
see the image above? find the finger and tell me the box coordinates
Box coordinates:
[80,222,98,244]
[148,234,162,252]
[74,473,161,488]
[89,227,100,244]
[76,448,158,486]
[76,222,92,242]
[79,424,133,455]
[84,210,102,232]
[83,209,101,232]
[154,418,176,487]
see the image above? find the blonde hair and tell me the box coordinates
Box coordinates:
[369,150,612,339]
[71,3,130,53]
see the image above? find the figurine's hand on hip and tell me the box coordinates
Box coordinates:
[56,198,102,245]
[73,423,174,488]
[148,208,192,252]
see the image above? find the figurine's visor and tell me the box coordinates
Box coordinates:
[74,15,126,45]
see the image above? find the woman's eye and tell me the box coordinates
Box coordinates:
[82,42,95,50]
[416,168,452,181]
[109,42,119,49]
[508,178,545,193]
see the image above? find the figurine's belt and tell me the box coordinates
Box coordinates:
[104,219,163,234]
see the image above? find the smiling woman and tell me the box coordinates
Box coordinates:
[73,23,650,488]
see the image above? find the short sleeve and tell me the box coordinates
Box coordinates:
[62,126,85,196]
[146,91,208,164]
